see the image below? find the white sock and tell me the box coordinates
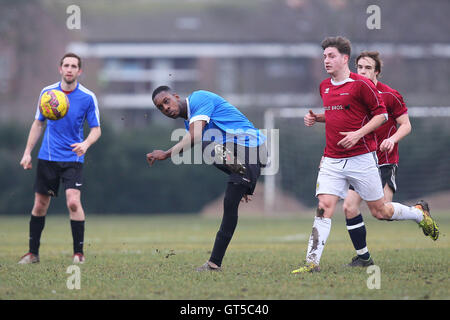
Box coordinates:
[390,202,423,223]
[305,217,332,265]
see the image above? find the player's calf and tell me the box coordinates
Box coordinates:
[367,200,393,220]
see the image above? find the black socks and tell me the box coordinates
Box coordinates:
[29,215,46,255]
[346,214,371,260]
[70,220,85,254]
[209,183,247,267]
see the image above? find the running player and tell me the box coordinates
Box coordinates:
[18,53,101,265]
[305,51,415,267]
[342,51,413,267]
[147,86,267,271]
[292,36,439,274]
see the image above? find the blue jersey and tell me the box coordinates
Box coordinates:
[35,82,100,163]
[184,90,265,147]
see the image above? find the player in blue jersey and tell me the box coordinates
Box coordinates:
[18,53,101,265]
[147,86,267,271]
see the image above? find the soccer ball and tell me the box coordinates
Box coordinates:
[39,89,70,120]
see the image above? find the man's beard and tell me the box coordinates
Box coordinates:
[64,76,76,84]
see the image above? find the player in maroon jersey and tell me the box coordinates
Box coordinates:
[341,51,413,267]
[292,37,439,274]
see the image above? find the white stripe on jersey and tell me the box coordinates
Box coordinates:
[360,115,371,154]
[47,126,51,161]
[35,82,60,120]
[78,84,100,125]
[190,115,210,124]
[353,79,381,107]
[381,91,404,111]
[186,98,191,119]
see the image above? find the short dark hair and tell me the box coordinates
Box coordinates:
[321,36,352,57]
[60,52,82,69]
[356,51,383,77]
[152,85,172,101]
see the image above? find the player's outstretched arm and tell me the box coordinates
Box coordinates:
[20,119,45,170]
[146,120,206,166]
[338,113,386,149]
[70,126,101,157]
[379,114,411,153]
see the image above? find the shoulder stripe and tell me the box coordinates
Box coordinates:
[40,82,60,94]
[78,84,100,125]
[354,79,380,107]
[380,91,405,110]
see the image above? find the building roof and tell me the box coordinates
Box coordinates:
[77,0,450,44]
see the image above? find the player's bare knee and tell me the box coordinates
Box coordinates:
[32,207,47,216]
[67,199,81,213]
[342,201,358,218]
[33,197,49,215]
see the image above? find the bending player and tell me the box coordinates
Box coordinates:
[147,86,267,271]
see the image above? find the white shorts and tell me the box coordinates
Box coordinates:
[315,152,384,201]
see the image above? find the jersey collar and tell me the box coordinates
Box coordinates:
[58,81,79,93]
[330,77,355,86]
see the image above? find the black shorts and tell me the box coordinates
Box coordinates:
[34,159,83,197]
[349,164,398,194]
[379,164,398,193]
[203,142,267,195]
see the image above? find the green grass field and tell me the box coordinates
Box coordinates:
[0,212,448,300]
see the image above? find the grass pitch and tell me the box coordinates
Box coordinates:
[0,212,448,300]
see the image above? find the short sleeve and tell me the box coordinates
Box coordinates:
[86,94,100,127]
[390,90,408,119]
[189,91,214,124]
[358,80,387,116]
[35,91,46,121]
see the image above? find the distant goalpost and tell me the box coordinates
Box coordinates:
[263,106,450,213]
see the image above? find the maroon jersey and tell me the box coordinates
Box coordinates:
[375,81,408,165]
[319,72,387,158]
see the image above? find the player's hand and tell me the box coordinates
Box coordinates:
[337,131,362,149]
[20,154,32,170]
[146,150,169,166]
[71,141,89,157]
[304,110,317,127]
[379,138,395,153]
[241,194,252,203]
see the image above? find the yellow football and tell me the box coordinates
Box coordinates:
[39,89,70,120]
